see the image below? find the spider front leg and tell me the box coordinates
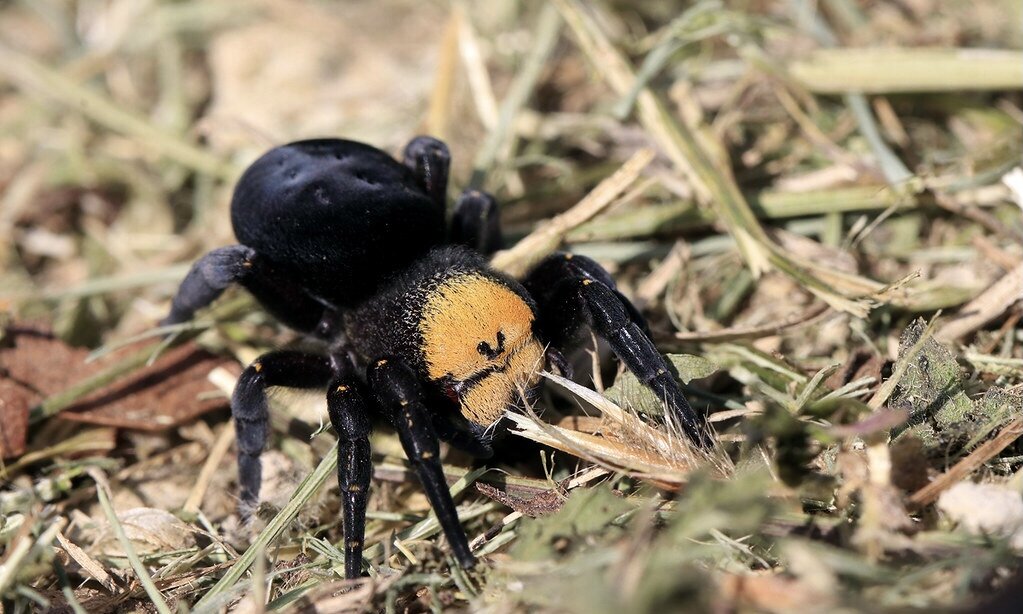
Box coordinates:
[368,358,476,570]
[326,376,372,579]
[232,351,334,515]
[524,253,711,447]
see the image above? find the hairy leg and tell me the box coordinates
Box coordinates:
[232,351,334,515]
[450,190,502,256]
[368,357,476,570]
[523,252,710,446]
[326,375,373,579]
[161,245,332,335]
[403,136,451,207]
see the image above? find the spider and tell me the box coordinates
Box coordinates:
[161,136,708,579]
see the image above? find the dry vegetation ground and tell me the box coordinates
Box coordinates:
[0,0,1022,612]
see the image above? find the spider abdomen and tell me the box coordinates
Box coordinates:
[231,139,445,305]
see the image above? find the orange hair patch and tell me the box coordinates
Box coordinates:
[419,273,543,425]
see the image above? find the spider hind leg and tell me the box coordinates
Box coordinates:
[450,189,503,256]
[161,245,332,336]
[403,136,450,206]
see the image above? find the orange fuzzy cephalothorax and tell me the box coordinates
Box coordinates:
[419,272,544,425]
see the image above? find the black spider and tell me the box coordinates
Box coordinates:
[162,136,709,579]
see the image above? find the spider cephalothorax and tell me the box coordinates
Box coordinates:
[162,136,708,579]
[342,249,547,434]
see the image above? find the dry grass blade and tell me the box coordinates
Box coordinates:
[182,419,236,515]
[89,470,173,614]
[567,183,918,242]
[425,10,461,139]
[910,418,1023,507]
[793,5,916,187]
[193,442,339,610]
[491,148,655,277]
[670,303,831,343]
[468,3,561,190]
[54,531,117,592]
[455,2,499,132]
[506,372,730,488]
[0,43,233,179]
[554,0,883,317]
[789,48,1023,94]
[2,428,117,477]
[552,0,768,273]
[0,264,191,302]
[936,261,1023,343]
[357,488,494,568]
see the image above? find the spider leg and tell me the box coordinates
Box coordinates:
[161,245,333,336]
[403,136,450,207]
[523,253,710,446]
[368,357,476,570]
[162,245,253,326]
[232,351,334,516]
[326,377,372,579]
[450,190,502,255]
[524,253,650,338]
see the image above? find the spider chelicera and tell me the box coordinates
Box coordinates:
[161,136,708,579]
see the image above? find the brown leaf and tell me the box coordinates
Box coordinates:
[475,481,566,517]
[0,380,30,458]
[0,324,99,396]
[0,324,98,459]
[0,323,231,439]
[62,344,231,430]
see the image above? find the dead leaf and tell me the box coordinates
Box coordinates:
[0,322,231,436]
[0,324,98,397]
[475,481,566,517]
[62,344,231,430]
[91,507,196,557]
[0,380,30,458]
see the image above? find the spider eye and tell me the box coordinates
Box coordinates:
[476,341,490,356]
